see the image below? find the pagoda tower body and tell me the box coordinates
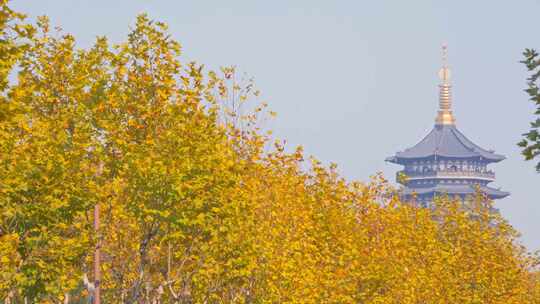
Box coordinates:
[386,45,509,206]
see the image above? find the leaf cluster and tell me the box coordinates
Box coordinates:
[1,2,540,303]
[518,48,540,171]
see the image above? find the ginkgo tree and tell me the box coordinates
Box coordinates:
[1,1,540,303]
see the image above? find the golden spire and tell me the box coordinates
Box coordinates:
[435,43,455,125]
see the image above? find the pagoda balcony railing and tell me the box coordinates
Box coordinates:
[398,170,496,181]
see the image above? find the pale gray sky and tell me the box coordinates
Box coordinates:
[14,0,540,251]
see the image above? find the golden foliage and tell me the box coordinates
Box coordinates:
[0,2,539,303]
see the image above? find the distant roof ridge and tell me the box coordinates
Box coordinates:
[451,126,502,157]
[387,124,505,163]
[416,127,436,150]
[449,126,477,153]
[436,124,447,154]
[402,184,509,199]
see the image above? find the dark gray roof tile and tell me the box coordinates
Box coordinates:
[402,184,509,199]
[388,125,505,163]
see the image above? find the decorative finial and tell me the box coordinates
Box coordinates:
[435,43,455,125]
[442,42,448,66]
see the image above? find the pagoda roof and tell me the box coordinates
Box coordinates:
[386,124,505,163]
[402,184,509,199]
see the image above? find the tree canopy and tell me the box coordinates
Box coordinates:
[1,2,540,303]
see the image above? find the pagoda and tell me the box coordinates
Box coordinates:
[386,45,509,206]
